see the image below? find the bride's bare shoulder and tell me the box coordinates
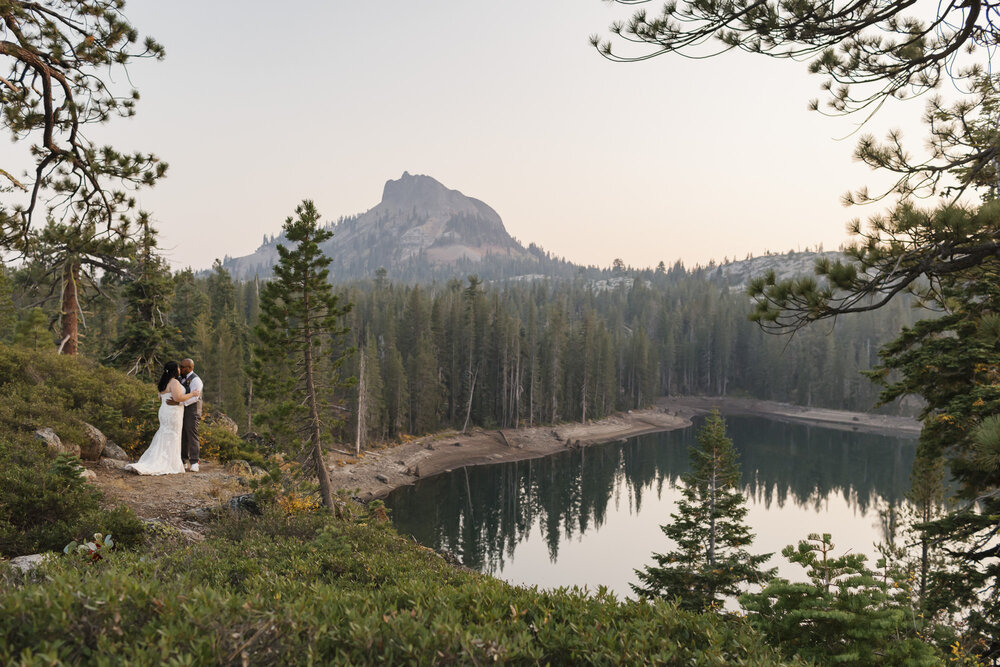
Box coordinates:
[160,378,181,393]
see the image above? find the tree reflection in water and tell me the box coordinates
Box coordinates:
[385,416,916,589]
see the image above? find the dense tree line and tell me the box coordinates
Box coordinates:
[0,250,920,448]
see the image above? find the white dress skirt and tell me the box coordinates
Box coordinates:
[125,393,185,475]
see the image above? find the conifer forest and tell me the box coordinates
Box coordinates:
[0,255,919,443]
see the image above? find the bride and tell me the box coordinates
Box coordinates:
[126,361,201,475]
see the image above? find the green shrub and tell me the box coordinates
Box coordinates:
[0,444,144,557]
[0,510,786,664]
[0,343,158,456]
[199,420,262,464]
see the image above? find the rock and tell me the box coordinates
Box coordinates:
[376,473,390,483]
[34,428,80,458]
[9,553,50,573]
[79,423,107,461]
[249,466,268,477]
[141,519,203,543]
[183,506,214,522]
[101,439,130,461]
[78,468,97,481]
[98,458,128,470]
[207,413,239,435]
[226,494,261,515]
[225,459,252,476]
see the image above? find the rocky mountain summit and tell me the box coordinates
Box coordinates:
[222,172,532,280]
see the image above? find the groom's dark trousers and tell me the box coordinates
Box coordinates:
[180,373,201,464]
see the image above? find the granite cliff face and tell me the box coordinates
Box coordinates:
[223,172,529,280]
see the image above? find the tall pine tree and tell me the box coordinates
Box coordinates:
[252,200,352,511]
[110,215,175,379]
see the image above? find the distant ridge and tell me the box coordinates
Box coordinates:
[700,250,846,289]
[222,172,540,281]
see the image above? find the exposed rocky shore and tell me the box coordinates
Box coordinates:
[330,397,921,501]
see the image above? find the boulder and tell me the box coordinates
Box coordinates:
[78,468,97,481]
[207,413,238,435]
[79,423,107,461]
[9,553,50,573]
[101,439,130,461]
[98,458,128,470]
[226,494,261,515]
[34,428,80,458]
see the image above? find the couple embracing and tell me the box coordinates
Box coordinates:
[126,359,204,475]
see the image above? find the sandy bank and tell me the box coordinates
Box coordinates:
[329,397,921,501]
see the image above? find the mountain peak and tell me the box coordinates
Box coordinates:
[222,173,529,280]
[379,172,491,217]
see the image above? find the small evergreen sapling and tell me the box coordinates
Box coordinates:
[632,410,773,611]
[740,533,941,665]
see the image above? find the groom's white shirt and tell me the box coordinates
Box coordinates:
[181,372,203,407]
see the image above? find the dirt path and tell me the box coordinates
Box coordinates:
[87,460,247,530]
[87,397,921,522]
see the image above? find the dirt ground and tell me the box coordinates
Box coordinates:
[87,460,247,532]
[86,397,920,525]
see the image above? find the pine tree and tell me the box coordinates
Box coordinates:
[633,410,773,611]
[382,341,408,439]
[13,307,53,350]
[0,1,166,246]
[740,533,940,665]
[110,216,175,379]
[252,200,352,511]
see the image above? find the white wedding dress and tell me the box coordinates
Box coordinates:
[125,393,185,475]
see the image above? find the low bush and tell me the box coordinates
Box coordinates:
[0,343,159,455]
[0,445,144,558]
[0,508,785,664]
[199,421,263,464]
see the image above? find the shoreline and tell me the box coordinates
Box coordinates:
[329,396,921,501]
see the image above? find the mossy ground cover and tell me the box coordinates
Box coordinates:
[0,506,787,665]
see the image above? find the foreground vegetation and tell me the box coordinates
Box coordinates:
[0,505,786,665]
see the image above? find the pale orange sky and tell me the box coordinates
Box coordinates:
[81,1,933,273]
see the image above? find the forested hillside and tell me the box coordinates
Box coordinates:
[1,253,919,448]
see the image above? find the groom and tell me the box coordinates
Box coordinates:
[177,358,203,472]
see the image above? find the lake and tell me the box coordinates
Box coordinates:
[384,415,918,598]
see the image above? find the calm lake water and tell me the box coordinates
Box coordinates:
[384,415,918,598]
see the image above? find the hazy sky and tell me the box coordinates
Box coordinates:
[83,1,929,272]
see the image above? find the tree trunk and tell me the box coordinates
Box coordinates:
[355,346,366,457]
[59,260,80,355]
[303,296,334,511]
[247,377,254,433]
[462,365,478,434]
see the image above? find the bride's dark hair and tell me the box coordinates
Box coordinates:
[157,361,180,392]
